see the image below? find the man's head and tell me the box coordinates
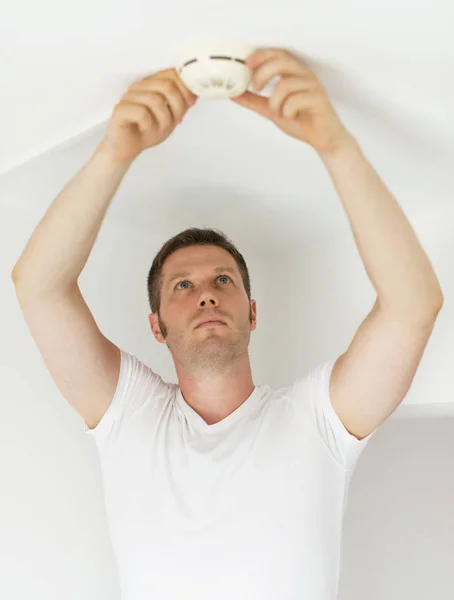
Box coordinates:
[147,228,256,377]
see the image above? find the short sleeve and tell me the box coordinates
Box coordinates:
[84,349,164,450]
[293,359,377,470]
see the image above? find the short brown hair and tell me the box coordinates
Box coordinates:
[147,227,251,315]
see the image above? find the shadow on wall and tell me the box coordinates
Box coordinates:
[289,49,452,164]
[339,416,454,600]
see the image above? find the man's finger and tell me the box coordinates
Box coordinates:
[253,59,311,92]
[230,92,272,120]
[171,69,199,105]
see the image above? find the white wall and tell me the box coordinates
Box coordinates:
[1,134,452,598]
[340,417,454,600]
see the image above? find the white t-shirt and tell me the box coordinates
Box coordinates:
[85,349,376,600]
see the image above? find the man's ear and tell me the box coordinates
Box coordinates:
[250,299,257,330]
[149,313,165,344]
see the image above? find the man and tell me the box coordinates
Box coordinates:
[12,48,443,600]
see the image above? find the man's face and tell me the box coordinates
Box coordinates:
[149,245,256,375]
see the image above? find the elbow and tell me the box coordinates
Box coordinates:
[11,264,26,284]
[11,267,21,284]
[430,287,444,315]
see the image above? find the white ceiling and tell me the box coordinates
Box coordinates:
[2,1,453,414]
[3,0,453,204]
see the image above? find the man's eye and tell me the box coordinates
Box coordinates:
[176,275,230,289]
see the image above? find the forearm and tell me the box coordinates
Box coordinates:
[318,135,443,316]
[12,140,134,292]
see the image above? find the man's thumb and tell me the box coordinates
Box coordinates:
[230,91,272,119]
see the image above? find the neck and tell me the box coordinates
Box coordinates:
[175,357,255,425]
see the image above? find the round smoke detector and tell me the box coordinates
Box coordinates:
[174,38,257,99]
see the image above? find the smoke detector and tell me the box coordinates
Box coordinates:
[175,38,257,99]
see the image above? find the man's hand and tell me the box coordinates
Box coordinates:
[99,68,198,164]
[231,48,352,155]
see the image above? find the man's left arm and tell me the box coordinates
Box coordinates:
[319,137,444,440]
[232,47,444,440]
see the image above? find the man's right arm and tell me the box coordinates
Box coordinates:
[12,142,134,429]
[12,68,197,429]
